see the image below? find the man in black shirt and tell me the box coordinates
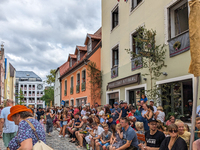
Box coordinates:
[138,118,165,150]
[36,107,44,121]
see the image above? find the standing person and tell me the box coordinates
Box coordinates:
[159,124,187,150]
[81,106,87,116]
[46,108,54,137]
[36,107,44,121]
[141,94,148,103]
[118,117,138,150]
[7,105,46,150]
[111,102,121,122]
[149,100,157,113]
[139,118,165,150]
[0,99,18,150]
[120,101,129,118]
[155,106,165,123]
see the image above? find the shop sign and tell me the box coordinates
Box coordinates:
[108,73,140,89]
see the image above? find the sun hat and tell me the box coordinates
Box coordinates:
[7,105,33,121]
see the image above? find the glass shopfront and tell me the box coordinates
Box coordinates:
[76,97,87,107]
[109,92,119,106]
[129,88,144,106]
[161,79,193,122]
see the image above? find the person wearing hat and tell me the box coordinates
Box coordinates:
[138,118,165,150]
[0,99,18,149]
[7,105,46,150]
[149,99,157,114]
[120,101,129,118]
[107,114,116,128]
[111,102,121,122]
[187,99,193,116]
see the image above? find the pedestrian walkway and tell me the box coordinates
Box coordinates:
[0,130,85,150]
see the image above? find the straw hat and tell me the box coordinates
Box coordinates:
[7,105,33,121]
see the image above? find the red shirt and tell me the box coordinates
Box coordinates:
[74,108,79,115]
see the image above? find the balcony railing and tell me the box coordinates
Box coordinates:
[32,94,35,96]
[70,87,73,95]
[81,82,86,91]
[168,30,190,57]
[111,66,118,78]
[76,84,80,93]
[131,56,143,71]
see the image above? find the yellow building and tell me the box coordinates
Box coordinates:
[101,0,194,120]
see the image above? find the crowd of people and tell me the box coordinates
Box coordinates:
[0,96,200,150]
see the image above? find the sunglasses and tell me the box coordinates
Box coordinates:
[169,129,178,133]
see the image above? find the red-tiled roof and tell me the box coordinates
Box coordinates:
[77,46,87,51]
[69,54,77,59]
[59,61,69,76]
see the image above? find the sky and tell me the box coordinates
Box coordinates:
[0,0,101,80]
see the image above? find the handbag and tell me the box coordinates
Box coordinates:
[24,120,54,150]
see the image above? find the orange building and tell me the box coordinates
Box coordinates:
[59,28,101,107]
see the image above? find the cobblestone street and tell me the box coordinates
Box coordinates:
[0,130,86,150]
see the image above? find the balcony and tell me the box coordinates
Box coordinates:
[76,84,80,93]
[29,94,31,96]
[64,90,67,96]
[131,57,143,71]
[168,30,190,57]
[81,82,86,91]
[111,66,118,78]
[32,94,35,96]
[70,87,73,95]
[24,87,27,90]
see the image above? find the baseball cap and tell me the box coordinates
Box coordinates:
[114,102,118,105]
[188,100,192,103]
[150,99,154,102]
[107,114,112,119]
[148,118,158,123]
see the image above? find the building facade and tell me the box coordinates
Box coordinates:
[60,28,101,107]
[0,44,5,104]
[54,68,61,106]
[15,71,45,108]
[101,0,194,120]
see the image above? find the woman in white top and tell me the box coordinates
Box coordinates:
[155,106,165,123]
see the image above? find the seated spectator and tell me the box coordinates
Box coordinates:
[138,100,145,113]
[149,99,157,113]
[143,105,154,121]
[141,104,148,117]
[141,94,148,103]
[81,106,87,117]
[95,124,112,150]
[135,122,144,134]
[195,117,200,140]
[130,115,149,131]
[128,106,141,117]
[120,101,129,118]
[159,124,187,150]
[85,122,104,150]
[109,124,124,150]
[118,117,139,150]
[111,102,121,122]
[104,106,111,115]
[107,114,116,128]
[165,116,175,126]
[74,105,79,115]
[99,112,105,124]
[139,118,165,150]
[193,139,200,150]
[175,120,191,148]
[155,106,165,123]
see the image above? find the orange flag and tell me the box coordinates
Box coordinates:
[188,0,200,77]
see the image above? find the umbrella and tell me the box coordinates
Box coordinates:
[188,0,200,150]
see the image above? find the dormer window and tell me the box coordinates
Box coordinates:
[77,50,80,61]
[87,38,92,53]
[70,59,72,67]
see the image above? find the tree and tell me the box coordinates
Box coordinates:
[126,26,167,103]
[40,87,54,106]
[87,62,102,106]
[16,89,25,105]
[46,69,56,86]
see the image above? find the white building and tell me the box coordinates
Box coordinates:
[15,71,45,108]
[54,68,60,106]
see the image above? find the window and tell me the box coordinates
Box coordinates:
[87,38,92,53]
[71,76,73,88]
[112,46,119,67]
[70,59,72,67]
[71,99,74,106]
[112,6,119,30]
[169,0,189,39]
[77,51,80,61]
[77,73,80,85]
[131,0,142,10]
[82,70,86,83]
[131,32,141,56]
[64,80,67,96]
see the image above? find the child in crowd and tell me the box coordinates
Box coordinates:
[109,124,124,150]
[96,124,112,150]
[39,115,45,130]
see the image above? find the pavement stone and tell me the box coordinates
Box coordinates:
[0,130,86,150]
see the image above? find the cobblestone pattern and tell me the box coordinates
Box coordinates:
[0,130,86,150]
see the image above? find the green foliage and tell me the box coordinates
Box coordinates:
[46,69,56,85]
[87,62,102,105]
[40,87,54,106]
[16,89,25,105]
[125,26,167,103]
